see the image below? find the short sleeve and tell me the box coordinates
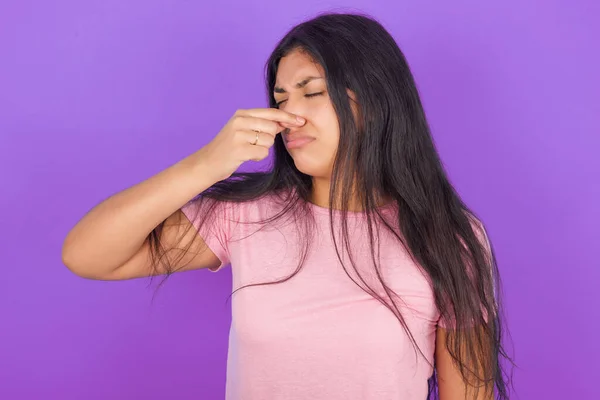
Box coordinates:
[437,217,494,329]
[180,196,239,272]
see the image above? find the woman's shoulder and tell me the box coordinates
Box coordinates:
[190,189,292,222]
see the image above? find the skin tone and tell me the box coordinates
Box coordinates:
[274,49,391,213]
[273,49,344,209]
[274,49,493,400]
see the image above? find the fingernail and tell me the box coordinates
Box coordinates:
[296,116,306,124]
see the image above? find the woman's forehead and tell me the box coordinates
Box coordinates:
[276,51,324,86]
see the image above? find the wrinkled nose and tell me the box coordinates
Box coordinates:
[278,95,308,123]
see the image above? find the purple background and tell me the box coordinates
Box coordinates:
[1,1,598,399]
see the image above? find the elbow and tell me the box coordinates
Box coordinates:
[61,237,99,280]
[61,243,88,278]
[61,242,123,281]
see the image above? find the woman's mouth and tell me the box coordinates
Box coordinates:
[285,136,316,149]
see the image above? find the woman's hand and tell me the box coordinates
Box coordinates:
[191,108,306,182]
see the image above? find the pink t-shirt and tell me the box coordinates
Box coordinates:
[182,193,479,399]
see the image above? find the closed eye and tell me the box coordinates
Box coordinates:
[275,92,324,107]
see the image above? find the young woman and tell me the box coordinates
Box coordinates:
[62,12,513,400]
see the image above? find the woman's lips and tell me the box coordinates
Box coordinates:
[285,136,315,149]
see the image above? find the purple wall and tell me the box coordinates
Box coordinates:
[1,1,598,399]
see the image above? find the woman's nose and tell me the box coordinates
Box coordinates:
[280,95,307,117]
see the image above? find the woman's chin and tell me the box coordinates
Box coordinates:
[292,162,326,178]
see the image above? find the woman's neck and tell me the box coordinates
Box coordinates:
[310,178,390,212]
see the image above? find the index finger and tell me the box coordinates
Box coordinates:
[239,108,305,126]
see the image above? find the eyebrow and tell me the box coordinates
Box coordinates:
[274,76,323,93]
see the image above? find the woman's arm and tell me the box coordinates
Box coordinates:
[61,108,303,280]
[435,326,494,400]
[61,156,222,280]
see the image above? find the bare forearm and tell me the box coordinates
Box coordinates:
[62,108,303,278]
[61,154,217,274]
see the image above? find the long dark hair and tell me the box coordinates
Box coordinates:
[149,11,514,399]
